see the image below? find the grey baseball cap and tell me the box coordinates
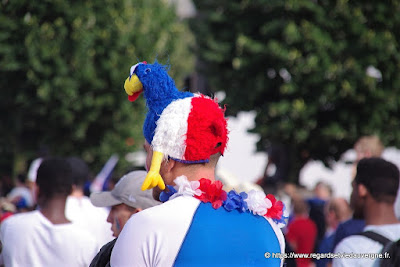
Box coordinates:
[90,170,160,210]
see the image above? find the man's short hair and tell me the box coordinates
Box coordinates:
[66,156,90,187]
[36,157,73,198]
[355,157,399,203]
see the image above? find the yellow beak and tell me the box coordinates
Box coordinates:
[124,74,143,96]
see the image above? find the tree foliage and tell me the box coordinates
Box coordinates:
[190,0,400,181]
[0,0,194,176]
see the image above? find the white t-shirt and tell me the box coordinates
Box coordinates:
[0,210,99,267]
[65,195,114,248]
[333,223,400,267]
[111,196,285,267]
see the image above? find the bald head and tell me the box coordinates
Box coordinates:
[354,135,384,159]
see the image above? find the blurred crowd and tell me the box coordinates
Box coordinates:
[255,135,400,267]
[0,134,399,267]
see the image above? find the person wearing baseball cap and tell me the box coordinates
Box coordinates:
[89,170,160,267]
[111,61,286,266]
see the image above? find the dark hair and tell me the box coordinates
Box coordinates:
[36,157,73,199]
[16,173,26,184]
[66,157,90,187]
[355,157,399,203]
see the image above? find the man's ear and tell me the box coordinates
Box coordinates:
[163,158,176,174]
[358,184,368,198]
[159,158,176,183]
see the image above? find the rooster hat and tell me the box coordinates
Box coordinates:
[124,61,228,191]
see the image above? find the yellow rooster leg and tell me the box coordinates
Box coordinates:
[141,151,166,191]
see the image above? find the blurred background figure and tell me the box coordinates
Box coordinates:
[65,157,114,249]
[332,135,383,250]
[0,157,99,267]
[6,173,34,212]
[258,144,291,195]
[0,198,16,223]
[313,182,333,201]
[0,175,13,201]
[26,146,50,206]
[333,157,400,267]
[331,215,365,255]
[89,170,160,267]
[307,181,333,254]
[354,135,384,162]
[286,197,318,267]
[316,198,352,267]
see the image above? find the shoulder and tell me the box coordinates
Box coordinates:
[333,233,383,267]
[114,196,200,243]
[111,197,201,266]
[334,230,385,255]
[366,223,400,241]
[1,211,40,230]
[334,235,368,253]
[126,196,200,227]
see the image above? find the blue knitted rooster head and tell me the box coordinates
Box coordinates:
[124,61,192,104]
[124,61,193,144]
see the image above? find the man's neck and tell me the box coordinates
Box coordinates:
[69,188,85,198]
[184,169,216,182]
[364,201,399,225]
[39,196,70,224]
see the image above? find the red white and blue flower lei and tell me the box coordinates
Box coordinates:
[160,176,287,227]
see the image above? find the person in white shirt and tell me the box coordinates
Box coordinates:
[89,170,161,267]
[333,157,400,267]
[65,157,114,248]
[0,157,99,267]
[6,173,34,210]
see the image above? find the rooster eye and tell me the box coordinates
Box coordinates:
[145,68,151,74]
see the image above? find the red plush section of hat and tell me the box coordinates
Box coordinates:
[184,96,228,161]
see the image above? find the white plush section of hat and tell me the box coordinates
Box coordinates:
[152,96,195,160]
